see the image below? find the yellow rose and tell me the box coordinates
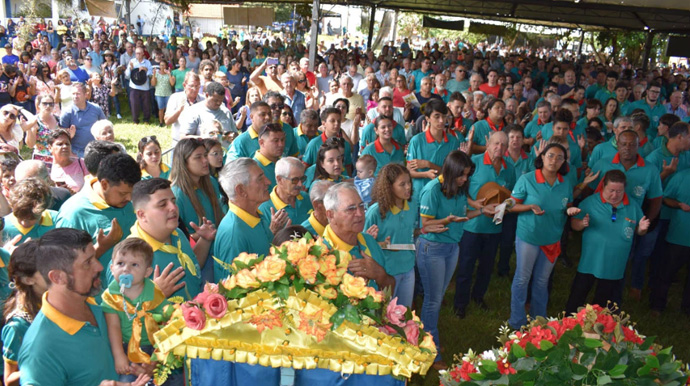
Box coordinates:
[419,333,436,351]
[254,255,287,282]
[336,250,353,268]
[284,237,313,264]
[318,255,341,285]
[235,269,260,289]
[297,255,320,284]
[339,273,369,299]
[222,275,237,290]
[232,252,260,270]
[367,287,383,303]
[315,284,338,299]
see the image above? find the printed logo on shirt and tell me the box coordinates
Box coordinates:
[624,226,634,240]
[561,197,568,209]
[633,185,645,198]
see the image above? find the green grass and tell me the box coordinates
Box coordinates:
[106,96,690,385]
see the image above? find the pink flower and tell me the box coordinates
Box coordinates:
[403,320,420,345]
[386,297,407,327]
[181,303,206,330]
[193,291,210,305]
[377,325,397,335]
[203,293,228,319]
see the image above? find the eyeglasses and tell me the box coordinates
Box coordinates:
[298,79,306,83]
[269,103,285,110]
[288,175,307,184]
[41,102,55,107]
[281,111,291,116]
[611,206,617,222]
[342,202,367,215]
[545,153,565,162]
[2,110,16,120]
[457,69,466,73]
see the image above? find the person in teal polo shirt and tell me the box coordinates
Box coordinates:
[365,164,417,307]
[417,151,484,368]
[507,143,578,330]
[303,107,353,173]
[585,70,605,100]
[358,97,407,152]
[304,137,350,191]
[301,180,333,237]
[471,99,506,152]
[407,99,461,203]
[137,136,170,180]
[260,157,312,225]
[57,153,141,287]
[360,116,405,175]
[294,109,320,156]
[533,109,584,173]
[594,71,618,105]
[541,99,587,141]
[565,170,648,314]
[630,112,655,157]
[214,158,287,282]
[226,101,273,161]
[588,116,634,167]
[409,57,433,92]
[624,82,667,138]
[252,123,286,191]
[650,167,690,315]
[454,132,514,318]
[524,101,551,143]
[3,178,57,244]
[19,228,151,386]
[126,178,215,300]
[264,91,299,157]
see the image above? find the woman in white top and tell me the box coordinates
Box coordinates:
[55,69,74,112]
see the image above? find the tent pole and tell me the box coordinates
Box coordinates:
[367,5,376,50]
[642,31,654,71]
[577,30,584,57]
[309,0,319,72]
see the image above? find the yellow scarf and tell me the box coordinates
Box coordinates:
[8,211,54,235]
[130,222,198,277]
[101,285,166,364]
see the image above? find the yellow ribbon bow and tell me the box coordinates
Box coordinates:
[159,237,198,277]
[101,286,166,364]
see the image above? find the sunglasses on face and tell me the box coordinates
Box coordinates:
[41,102,55,107]
[2,110,16,120]
[269,104,285,110]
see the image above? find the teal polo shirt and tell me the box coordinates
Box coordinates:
[639,137,655,158]
[360,138,405,175]
[588,137,618,168]
[644,145,690,187]
[585,83,603,100]
[172,177,227,229]
[365,200,417,276]
[304,164,349,192]
[589,153,663,209]
[141,163,171,180]
[575,192,643,280]
[407,129,461,202]
[301,212,326,237]
[253,151,278,191]
[322,224,389,289]
[524,119,547,139]
[465,152,516,234]
[56,179,137,286]
[294,124,316,156]
[540,122,586,142]
[504,150,532,180]
[652,135,667,150]
[2,315,30,365]
[122,224,202,300]
[213,203,272,282]
[18,293,118,386]
[3,210,58,244]
[664,169,690,247]
[259,187,312,225]
[411,69,432,91]
[302,132,353,166]
[419,176,468,244]
[226,126,260,161]
[624,100,667,137]
[511,169,573,246]
[471,119,504,147]
[359,121,407,152]
[0,249,10,309]
[280,121,299,158]
[594,88,616,105]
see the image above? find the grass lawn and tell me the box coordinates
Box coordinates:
[102,95,690,386]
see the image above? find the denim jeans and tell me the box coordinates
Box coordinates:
[110,94,121,116]
[416,238,459,361]
[509,236,556,329]
[393,269,415,308]
[454,231,500,310]
[629,225,659,290]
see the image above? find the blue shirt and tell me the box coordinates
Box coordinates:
[1,55,19,65]
[66,66,89,83]
[354,176,375,207]
[281,90,306,124]
[125,58,153,91]
[59,102,106,156]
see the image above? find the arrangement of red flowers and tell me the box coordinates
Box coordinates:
[441,304,690,385]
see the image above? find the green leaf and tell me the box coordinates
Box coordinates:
[584,338,604,348]
[645,355,660,369]
[597,374,612,384]
[226,287,249,298]
[540,340,554,350]
[512,343,527,358]
[278,275,289,285]
[293,278,304,293]
[480,359,498,373]
[468,372,486,381]
[571,363,588,380]
[609,364,627,378]
[343,304,361,324]
[637,364,652,376]
[275,283,289,300]
[639,336,655,351]
[329,309,345,330]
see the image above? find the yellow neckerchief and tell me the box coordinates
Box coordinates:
[129,222,198,277]
[141,163,170,179]
[86,178,110,210]
[227,202,261,228]
[100,282,166,364]
[40,292,98,335]
[307,212,326,236]
[8,211,53,235]
[269,187,304,211]
[390,200,410,215]
[323,225,372,258]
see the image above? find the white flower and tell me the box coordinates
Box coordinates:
[481,350,497,361]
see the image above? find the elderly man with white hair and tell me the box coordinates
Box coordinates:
[280,72,306,125]
[301,179,333,237]
[322,182,395,291]
[213,158,290,281]
[259,157,312,225]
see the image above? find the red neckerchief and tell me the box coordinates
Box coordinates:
[454,117,464,129]
[640,137,648,146]
[578,99,584,106]
[486,117,504,132]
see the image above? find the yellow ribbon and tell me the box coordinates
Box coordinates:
[101,286,167,364]
[159,237,198,277]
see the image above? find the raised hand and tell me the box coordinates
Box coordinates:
[152,263,186,297]
[638,216,650,233]
[566,207,581,216]
[582,169,600,186]
[365,224,379,239]
[662,158,679,175]
[189,217,216,241]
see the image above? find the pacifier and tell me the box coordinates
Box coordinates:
[119,274,134,289]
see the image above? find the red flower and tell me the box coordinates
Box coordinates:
[595,313,617,333]
[527,326,556,348]
[562,317,580,330]
[448,366,463,382]
[621,326,644,345]
[459,361,478,381]
[497,359,516,375]
[547,320,567,339]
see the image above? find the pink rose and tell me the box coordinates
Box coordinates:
[403,320,420,345]
[203,293,228,319]
[194,291,210,305]
[386,297,407,327]
[181,304,206,330]
[377,325,397,335]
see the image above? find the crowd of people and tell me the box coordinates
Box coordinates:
[0,14,688,385]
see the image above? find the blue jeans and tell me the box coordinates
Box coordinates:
[454,231,500,310]
[509,236,556,329]
[416,238,459,361]
[110,94,121,116]
[629,225,659,290]
[155,95,170,110]
[393,269,415,308]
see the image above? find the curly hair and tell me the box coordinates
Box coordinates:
[3,241,43,321]
[9,178,52,221]
[371,163,412,220]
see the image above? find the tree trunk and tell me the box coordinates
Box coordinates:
[589,32,606,64]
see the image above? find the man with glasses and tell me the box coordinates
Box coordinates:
[58,82,106,157]
[410,57,433,92]
[64,55,89,83]
[447,65,470,94]
[280,73,305,125]
[625,82,668,136]
[263,91,299,157]
[252,123,286,190]
[322,182,395,291]
[302,180,333,237]
[249,57,282,96]
[259,157,311,225]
